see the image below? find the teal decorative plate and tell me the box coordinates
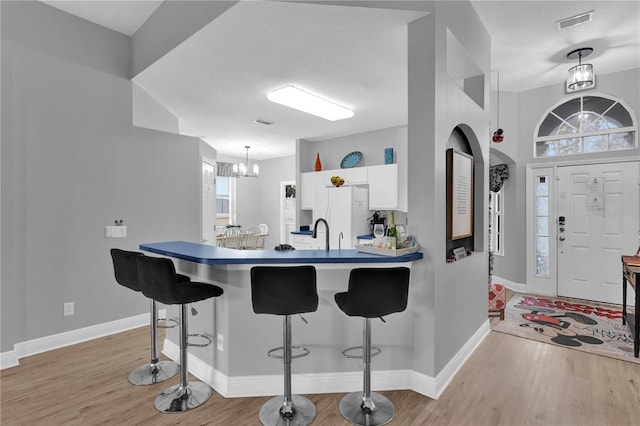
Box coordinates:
[340,151,363,168]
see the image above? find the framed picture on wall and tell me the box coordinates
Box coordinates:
[446,148,473,240]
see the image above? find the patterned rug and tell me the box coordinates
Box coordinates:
[491,294,639,364]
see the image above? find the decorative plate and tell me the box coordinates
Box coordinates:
[340,151,363,168]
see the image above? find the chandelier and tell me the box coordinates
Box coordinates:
[233,146,259,178]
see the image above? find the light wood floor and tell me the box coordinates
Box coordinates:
[2,322,639,426]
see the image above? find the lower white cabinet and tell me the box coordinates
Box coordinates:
[290,233,322,250]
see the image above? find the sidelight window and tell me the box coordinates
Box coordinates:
[535,176,550,277]
[489,187,504,256]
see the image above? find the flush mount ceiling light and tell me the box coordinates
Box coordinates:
[267,85,354,121]
[566,47,595,92]
[232,146,259,178]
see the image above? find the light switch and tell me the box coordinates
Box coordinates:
[105,226,127,238]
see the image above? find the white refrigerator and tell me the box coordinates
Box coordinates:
[312,186,370,250]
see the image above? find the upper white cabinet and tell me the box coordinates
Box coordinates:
[300,163,407,212]
[368,164,398,210]
[340,167,367,185]
[300,171,325,210]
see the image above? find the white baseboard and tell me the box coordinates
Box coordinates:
[0,310,165,370]
[492,275,526,293]
[431,319,491,399]
[162,319,490,400]
[1,351,19,370]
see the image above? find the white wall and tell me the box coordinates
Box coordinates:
[1,1,203,353]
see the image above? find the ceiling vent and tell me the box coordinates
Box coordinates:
[556,10,593,30]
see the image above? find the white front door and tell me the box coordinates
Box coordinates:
[557,161,639,304]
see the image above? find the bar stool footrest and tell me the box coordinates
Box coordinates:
[187,333,212,348]
[342,345,382,359]
[157,317,179,329]
[267,345,310,360]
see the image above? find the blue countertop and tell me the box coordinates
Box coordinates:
[140,241,423,265]
[290,231,312,235]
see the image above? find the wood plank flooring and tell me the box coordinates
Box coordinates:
[2,322,639,425]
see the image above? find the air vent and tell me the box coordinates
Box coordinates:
[556,10,593,30]
[253,119,273,126]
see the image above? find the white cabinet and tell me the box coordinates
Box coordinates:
[301,163,404,211]
[290,233,321,250]
[300,171,325,210]
[368,164,398,210]
[339,167,367,185]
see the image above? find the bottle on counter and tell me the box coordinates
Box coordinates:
[386,210,397,248]
[315,153,322,171]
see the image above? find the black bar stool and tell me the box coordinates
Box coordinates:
[110,248,180,385]
[334,267,410,426]
[250,265,319,426]
[137,255,223,413]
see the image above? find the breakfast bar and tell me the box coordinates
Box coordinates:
[140,241,423,398]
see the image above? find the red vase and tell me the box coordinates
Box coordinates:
[315,153,322,171]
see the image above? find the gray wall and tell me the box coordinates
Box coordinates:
[491,67,640,285]
[218,153,296,250]
[407,1,490,375]
[235,155,296,250]
[1,1,203,352]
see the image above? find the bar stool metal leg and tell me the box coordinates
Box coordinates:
[259,315,316,426]
[128,299,180,385]
[154,304,212,413]
[339,318,395,426]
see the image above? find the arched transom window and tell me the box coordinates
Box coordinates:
[534,95,637,158]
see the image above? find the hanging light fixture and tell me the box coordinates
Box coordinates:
[232,146,259,177]
[566,47,594,92]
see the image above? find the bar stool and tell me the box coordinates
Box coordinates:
[136,255,223,413]
[250,265,318,426]
[110,248,180,385]
[335,267,410,426]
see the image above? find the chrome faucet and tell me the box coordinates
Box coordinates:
[312,218,330,251]
[338,232,344,251]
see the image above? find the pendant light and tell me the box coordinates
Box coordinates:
[232,146,259,178]
[566,47,594,92]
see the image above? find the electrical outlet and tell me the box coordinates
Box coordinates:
[64,302,74,316]
[217,333,224,352]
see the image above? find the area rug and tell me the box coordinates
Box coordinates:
[491,294,639,364]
